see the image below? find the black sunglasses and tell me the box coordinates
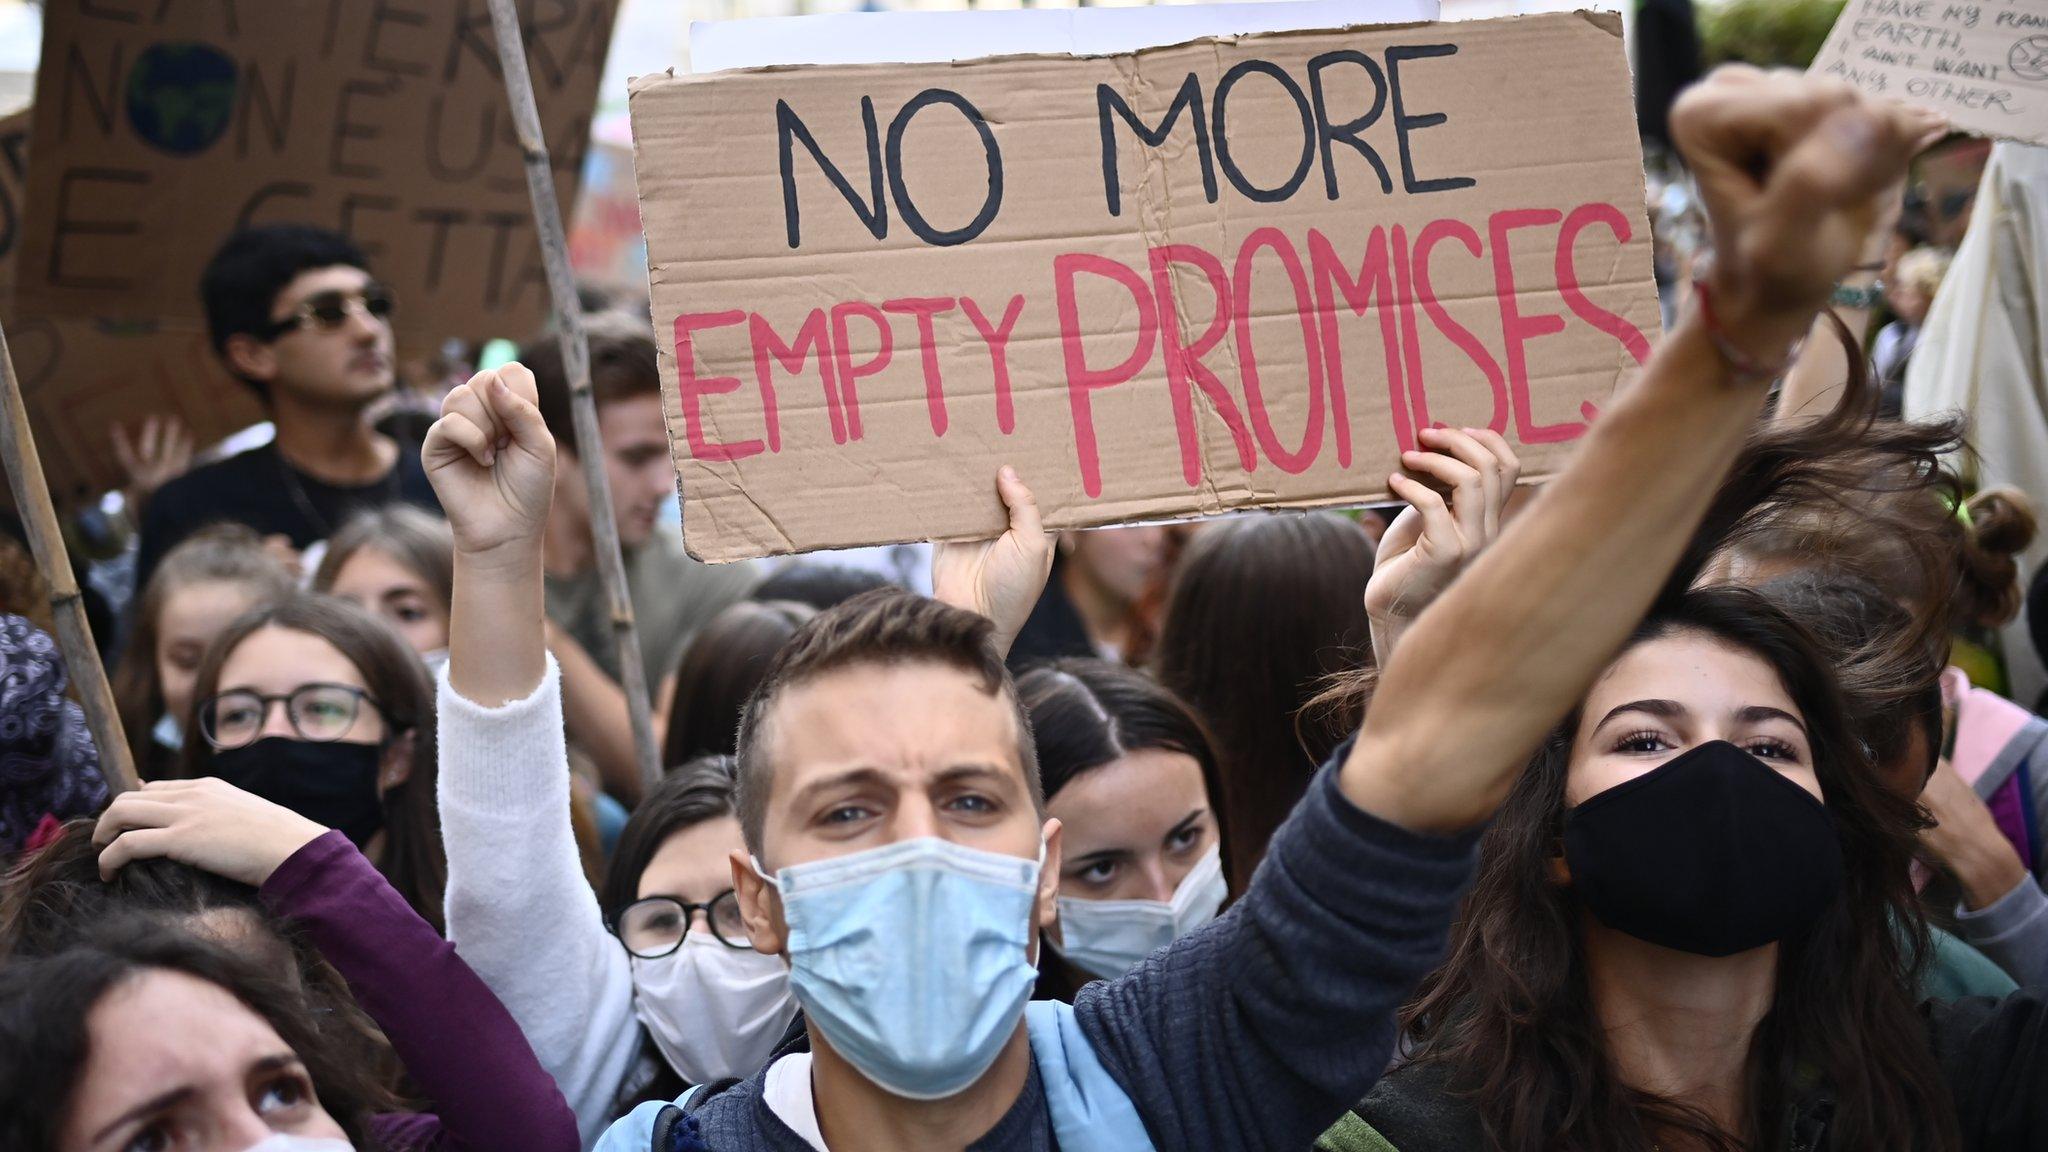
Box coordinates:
[259,284,396,341]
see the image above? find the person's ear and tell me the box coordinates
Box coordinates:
[732,848,788,957]
[1034,817,1063,932]
[223,333,278,384]
[380,731,417,792]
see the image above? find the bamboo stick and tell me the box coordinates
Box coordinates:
[487,0,664,796]
[0,321,138,793]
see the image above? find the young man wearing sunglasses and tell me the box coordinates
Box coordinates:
[133,224,443,593]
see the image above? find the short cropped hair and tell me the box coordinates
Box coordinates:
[520,311,663,450]
[734,589,1040,855]
[201,225,370,398]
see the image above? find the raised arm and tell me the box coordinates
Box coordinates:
[1342,69,1939,834]
[425,365,648,1142]
[427,364,554,707]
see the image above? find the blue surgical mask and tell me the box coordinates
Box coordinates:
[1055,844,1227,980]
[151,712,184,752]
[755,836,1043,1100]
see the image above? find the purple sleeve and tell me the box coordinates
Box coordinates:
[261,832,580,1152]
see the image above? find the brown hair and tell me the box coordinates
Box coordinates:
[733,589,1039,855]
[0,915,395,1152]
[663,600,815,767]
[0,820,400,1094]
[1757,570,1946,793]
[175,594,446,932]
[1676,316,1967,652]
[312,505,456,618]
[1153,512,1373,892]
[521,311,662,448]
[112,525,296,779]
[1951,486,2036,631]
[1398,588,1957,1152]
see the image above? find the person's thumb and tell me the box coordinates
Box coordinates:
[488,364,555,457]
[996,466,1043,541]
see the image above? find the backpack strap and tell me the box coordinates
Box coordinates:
[644,1079,741,1152]
[1025,1000,1156,1152]
[648,1104,698,1152]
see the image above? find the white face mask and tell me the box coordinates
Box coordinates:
[418,647,450,674]
[631,934,798,1085]
[237,1137,355,1152]
[1055,844,1227,979]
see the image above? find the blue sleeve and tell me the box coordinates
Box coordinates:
[594,1100,664,1152]
[1072,760,1479,1152]
[1956,877,2048,987]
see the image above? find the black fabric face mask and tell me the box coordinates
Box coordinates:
[209,736,387,848]
[1562,739,1844,958]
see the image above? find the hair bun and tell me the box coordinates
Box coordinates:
[1957,487,2037,628]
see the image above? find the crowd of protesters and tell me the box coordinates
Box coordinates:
[6,62,2048,1152]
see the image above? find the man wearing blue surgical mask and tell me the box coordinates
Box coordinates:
[594,476,1485,1152]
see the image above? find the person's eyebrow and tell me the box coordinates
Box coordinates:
[1736,705,1808,734]
[1166,809,1206,838]
[94,1086,194,1143]
[1594,698,1685,732]
[1066,845,1134,869]
[932,763,1022,795]
[787,766,892,809]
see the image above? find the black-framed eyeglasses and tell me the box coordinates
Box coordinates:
[198,683,383,751]
[259,283,396,341]
[610,890,749,958]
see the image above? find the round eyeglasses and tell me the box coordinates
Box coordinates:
[610,890,750,958]
[198,684,382,751]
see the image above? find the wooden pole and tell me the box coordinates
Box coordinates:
[0,321,138,794]
[487,0,664,796]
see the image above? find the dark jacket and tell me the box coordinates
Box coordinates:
[1326,989,2048,1152]
[609,761,1482,1152]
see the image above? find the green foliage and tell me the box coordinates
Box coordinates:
[1697,0,1848,69]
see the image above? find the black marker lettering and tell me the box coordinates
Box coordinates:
[48,168,146,290]
[884,89,1003,247]
[778,97,886,249]
[235,59,296,158]
[1308,50,1392,199]
[1213,60,1315,204]
[1097,73,1215,217]
[1387,44,1477,194]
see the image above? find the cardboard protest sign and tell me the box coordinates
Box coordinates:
[0,105,26,298]
[10,0,619,500]
[1813,0,2048,146]
[1,313,258,505]
[629,11,1657,562]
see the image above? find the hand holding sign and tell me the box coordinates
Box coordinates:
[1672,66,1941,364]
[423,364,557,568]
[932,466,1054,659]
[1365,425,1520,663]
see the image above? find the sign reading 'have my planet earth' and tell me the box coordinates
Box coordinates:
[1814,0,2048,145]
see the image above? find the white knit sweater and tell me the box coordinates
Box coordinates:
[437,658,642,1148]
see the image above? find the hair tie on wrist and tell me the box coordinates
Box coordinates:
[1831,280,1884,310]
[1692,277,1805,385]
